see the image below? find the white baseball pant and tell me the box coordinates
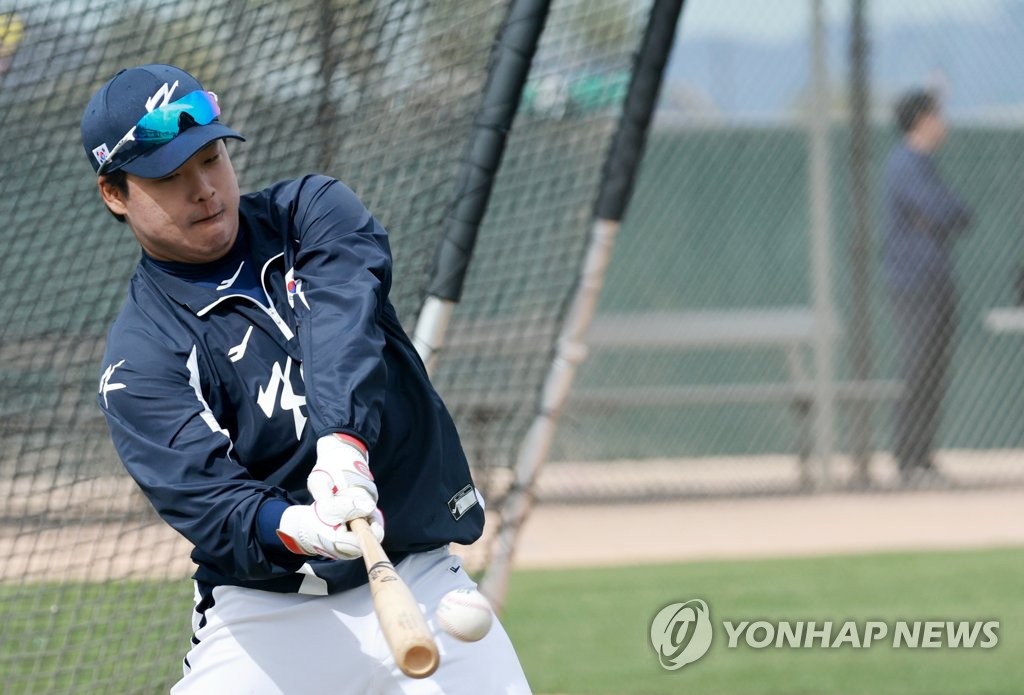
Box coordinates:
[172,548,531,694]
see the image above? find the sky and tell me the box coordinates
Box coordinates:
[661,0,1024,120]
[677,0,1010,43]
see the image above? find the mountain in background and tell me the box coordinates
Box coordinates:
[662,1,1024,122]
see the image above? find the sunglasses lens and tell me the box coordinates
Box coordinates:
[134,91,221,144]
[180,90,220,123]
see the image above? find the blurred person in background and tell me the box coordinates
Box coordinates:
[882,89,973,487]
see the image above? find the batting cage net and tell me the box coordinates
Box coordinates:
[0,0,652,691]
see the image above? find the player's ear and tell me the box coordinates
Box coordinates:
[98,175,129,217]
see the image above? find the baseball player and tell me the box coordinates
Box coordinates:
[82,64,531,694]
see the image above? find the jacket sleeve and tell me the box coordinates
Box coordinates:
[279,175,393,446]
[893,155,974,240]
[98,329,304,580]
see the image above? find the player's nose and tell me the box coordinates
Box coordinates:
[187,169,216,203]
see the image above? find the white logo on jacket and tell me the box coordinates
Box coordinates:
[217,262,246,291]
[98,359,127,407]
[228,325,254,363]
[257,356,307,439]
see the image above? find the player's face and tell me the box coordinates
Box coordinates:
[920,110,948,151]
[114,140,241,264]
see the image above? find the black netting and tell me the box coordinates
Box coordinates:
[0,1,653,691]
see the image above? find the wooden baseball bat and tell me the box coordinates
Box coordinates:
[349,516,440,679]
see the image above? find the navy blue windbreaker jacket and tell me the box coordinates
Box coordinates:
[97,175,483,595]
[882,143,973,292]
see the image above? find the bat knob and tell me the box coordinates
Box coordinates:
[402,644,440,679]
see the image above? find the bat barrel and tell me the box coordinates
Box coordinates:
[350,517,441,679]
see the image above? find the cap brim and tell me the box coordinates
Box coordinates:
[119,123,245,178]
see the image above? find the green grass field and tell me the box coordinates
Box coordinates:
[2,547,1020,694]
[503,547,1024,695]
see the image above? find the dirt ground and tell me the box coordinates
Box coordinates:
[453,487,1024,571]
[450,450,1024,571]
[4,457,1023,582]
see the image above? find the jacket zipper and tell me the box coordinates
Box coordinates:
[195,253,296,341]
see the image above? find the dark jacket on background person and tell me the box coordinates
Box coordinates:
[882,143,973,291]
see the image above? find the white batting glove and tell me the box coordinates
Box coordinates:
[276,504,385,561]
[309,433,380,526]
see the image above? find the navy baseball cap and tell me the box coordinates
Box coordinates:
[81,64,244,178]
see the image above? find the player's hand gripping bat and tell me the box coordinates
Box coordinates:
[349,516,440,679]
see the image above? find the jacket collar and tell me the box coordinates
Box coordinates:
[138,216,284,315]
[139,255,233,314]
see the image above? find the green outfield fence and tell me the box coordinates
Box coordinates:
[552,125,1024,463]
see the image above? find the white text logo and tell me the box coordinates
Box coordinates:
[652,600,1002,671]
[257,357,307,439]
[722,619,999,650]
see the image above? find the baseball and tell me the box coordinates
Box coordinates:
[436,588,493,642]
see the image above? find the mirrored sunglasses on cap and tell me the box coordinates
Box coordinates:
[97,90,221,175]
